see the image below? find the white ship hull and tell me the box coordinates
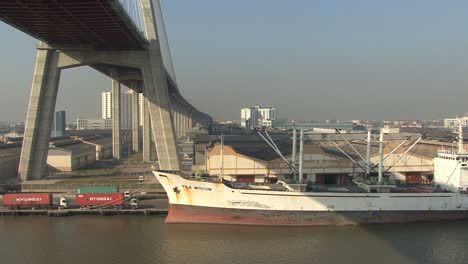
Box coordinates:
[154,170,468,225]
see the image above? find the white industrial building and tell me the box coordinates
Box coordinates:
[444,116,468,129]
[241,105,277,128]
[76,118,112,130]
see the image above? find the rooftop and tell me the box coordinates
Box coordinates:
[0,142,22,159]
[50,141,95,156]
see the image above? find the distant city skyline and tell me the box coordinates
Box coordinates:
[2,0,468,122]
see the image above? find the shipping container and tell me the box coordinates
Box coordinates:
[76,186,119,194]
[405,188,435,193]
[3,193,53,209]
[236,175,255,183]
[405,173,421,184]
[76,193,124,208]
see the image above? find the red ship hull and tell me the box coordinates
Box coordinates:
[166,204,468,226]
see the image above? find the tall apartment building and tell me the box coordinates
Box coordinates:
[139,92,144,126]
[101,90,141,129]
[101,91,112,119]
[241,105,277,128]
[54,111,66,137]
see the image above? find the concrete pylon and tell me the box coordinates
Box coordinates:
[131,88,139,153]
[111,73,121,160]
[18,49,61,181]
[140,0,180,171]
[174,110,180,138]
[188,112,193,130]
[184,111,188,137]
[142,96,151,162]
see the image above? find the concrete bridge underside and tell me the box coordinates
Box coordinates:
[0,0,212,180]
[0,0,146,50]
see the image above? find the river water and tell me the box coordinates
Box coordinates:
[0,216,467,264]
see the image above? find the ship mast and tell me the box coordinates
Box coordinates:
[256,128,299,177]
[220,135,224,179]
[292,129,297,174]
[378,130,384,184]
[299,130,304,183]
[458,120,464,154]
[366,129,371,177]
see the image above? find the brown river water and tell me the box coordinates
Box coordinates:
[0,216,467,264]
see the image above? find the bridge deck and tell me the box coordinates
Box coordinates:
[0,0,146,50]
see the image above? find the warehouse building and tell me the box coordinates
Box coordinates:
[0,142,21,183]
[47,140,96,172]
[0,134,115,179]
[201,135,446,185]
[205,142,356,183]
[81,136,113,160]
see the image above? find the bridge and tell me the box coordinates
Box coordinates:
[0,0,212,180]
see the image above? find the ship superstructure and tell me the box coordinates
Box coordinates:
[434,122,468,193]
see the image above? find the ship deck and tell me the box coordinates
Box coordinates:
[158,170,448,194]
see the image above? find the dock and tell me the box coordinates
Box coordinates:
[0,208,168,217]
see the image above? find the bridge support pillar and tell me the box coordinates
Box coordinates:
[131,88,139,153]
[184,111,188,136]
[173,108,177,138]
[187,112,190,134]
[188,112,193,130]
[141,61,180,170]
[179,111,185,138]
[112,73,121,159]
[180,111,184,138]
[141,0,180,171]
[178,110,183,138]
[19,49,61,181]
[142,97,151,162]
[173,106,178,139]
[179,111,184,138]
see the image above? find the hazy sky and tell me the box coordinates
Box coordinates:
[1,0,468,123]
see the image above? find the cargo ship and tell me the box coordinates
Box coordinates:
[154,126,468,226]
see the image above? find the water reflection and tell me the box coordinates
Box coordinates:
[0,216,467,264]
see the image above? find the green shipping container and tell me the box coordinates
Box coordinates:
[76,186,119,194]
